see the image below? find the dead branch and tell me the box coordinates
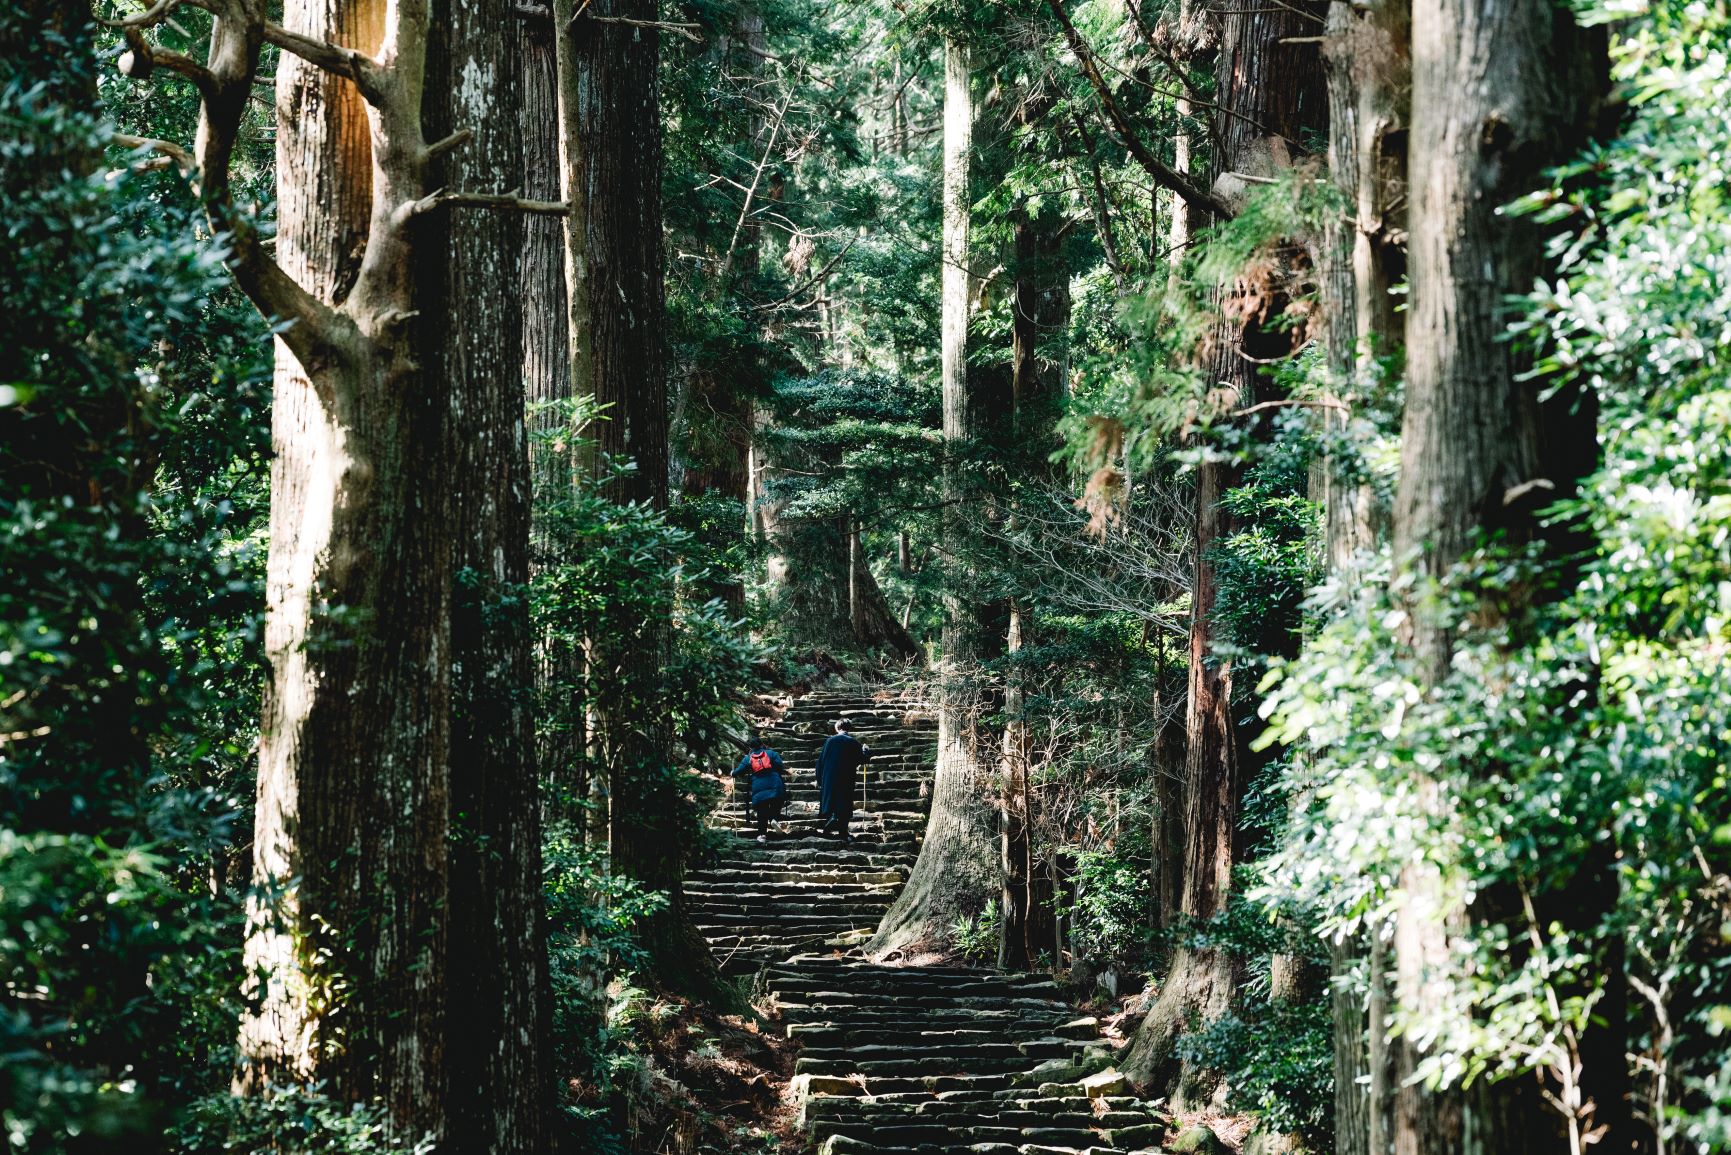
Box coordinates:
[404,188,571,219]
[570,11,702,42]
[1230,398,1349,417]
[425,129,472,160]
[719,88,794,282]
[749,236,858,311]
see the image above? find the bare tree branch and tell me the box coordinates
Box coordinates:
[403,188,571,219]
[749,236,858,311]
[719,88,793,282]
[112,132,196,173]
[570,11,703,42]
[1045,0,1236,221]
[120,28,219,97]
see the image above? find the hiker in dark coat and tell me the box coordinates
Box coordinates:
[731,736,787,843]
[814,719,870,843]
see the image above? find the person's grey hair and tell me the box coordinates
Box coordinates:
[835,719,852,733]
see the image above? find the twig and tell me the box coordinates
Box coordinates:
[570,11,703,42]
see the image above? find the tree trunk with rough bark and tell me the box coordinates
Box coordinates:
[422,6,550,1151]
[1122,0,1327,1101]
[998,203,1071,970]
[1393,2,1616,1151]
[870,38,1000,960]
[523,0,590,826]
[241,1,458,1131]
[566,0,726,1000]
[1317,3,1408,1150]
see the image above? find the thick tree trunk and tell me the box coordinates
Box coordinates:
[567,0,725,1000]
[1123,0,1327,1100]
[422,7,550,1152]
[1394,3,1614,1152]
[241,0,454,1133]
[870,38,1000,960]
[576,0,669,503]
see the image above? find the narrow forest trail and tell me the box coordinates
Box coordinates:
[690,686,1174,1155]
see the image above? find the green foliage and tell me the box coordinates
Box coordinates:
[0,24,270,1149]
[1212,448,1320,665]
[1255,4,1731,1134]
[174,1089,435,1155]
[1178,999,1333,1149]
[950,898,1004,963]
[1061,847,1154,964]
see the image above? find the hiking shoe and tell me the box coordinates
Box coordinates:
[756,834,768,844]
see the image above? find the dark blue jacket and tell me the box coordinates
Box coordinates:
[815,733,869,819]
[732,750,786,807]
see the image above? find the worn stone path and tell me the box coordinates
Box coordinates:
[692,685,1172,1154]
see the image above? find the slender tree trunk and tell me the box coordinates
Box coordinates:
[422,6,550,1151]
[1320,4,1408,1151]
[1152,631,1187,930]
[870,38,1000,960]
[1394,2,1614,1151]
[523,0,590,829]
[998,202,1070,968]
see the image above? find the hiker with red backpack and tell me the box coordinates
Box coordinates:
[731,736,788,844]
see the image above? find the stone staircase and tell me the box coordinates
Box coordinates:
[689,684,1174,1154]
[689,686,936,975]
[770,958,1173,1155]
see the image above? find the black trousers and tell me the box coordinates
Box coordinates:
[751,798,784,835]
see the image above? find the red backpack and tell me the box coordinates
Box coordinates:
[749,750,774,773]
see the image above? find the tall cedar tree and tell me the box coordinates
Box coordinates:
[568,0,728,999]
[1122,0,1327,1099]
[870,37,1003,959]
[106,0,548,1136]
[422,4,551,1150]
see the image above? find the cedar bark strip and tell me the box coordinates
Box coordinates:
[870,38,1000,960]
[1318,3,1407,1150]
[1393,1,1618,1151]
